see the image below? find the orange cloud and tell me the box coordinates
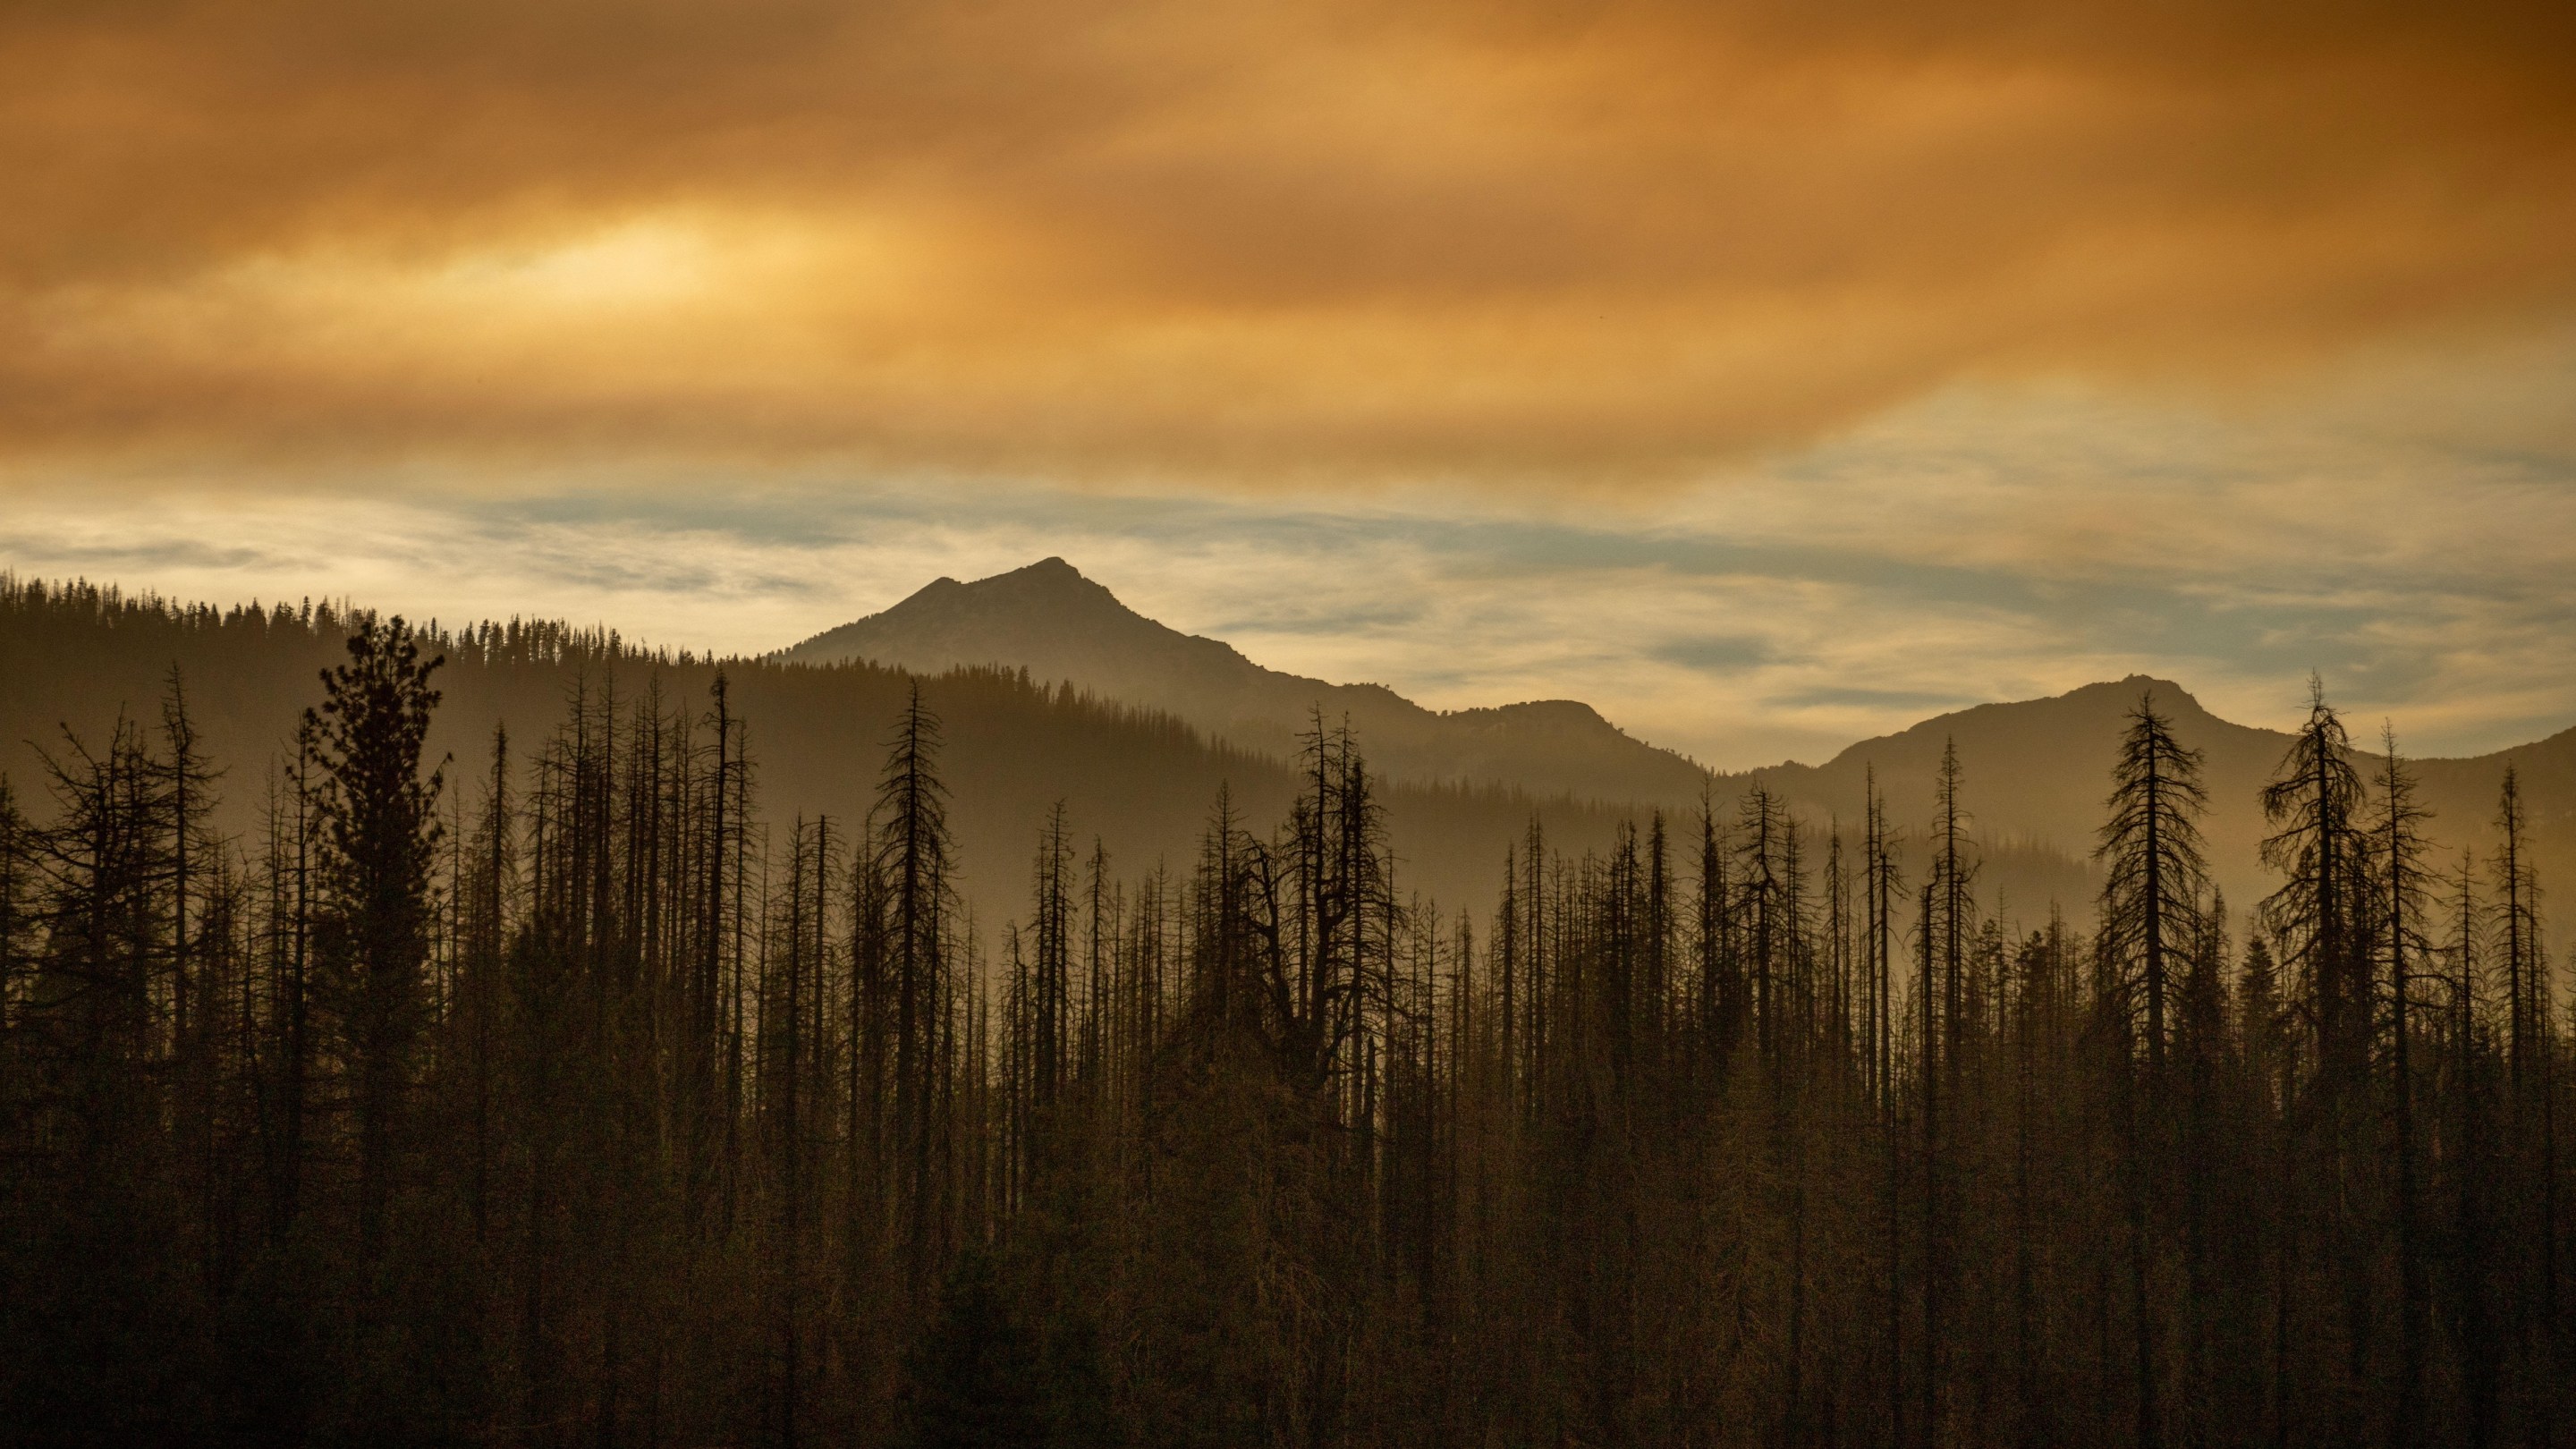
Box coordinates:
[3,0,2572,483]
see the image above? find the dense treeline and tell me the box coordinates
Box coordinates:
[0,573,1731,921]
[0,611,2568,1448]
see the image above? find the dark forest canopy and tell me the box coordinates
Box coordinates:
[0,574,1673,919]
[0,574,2111,926]
[0,576,2568,1447]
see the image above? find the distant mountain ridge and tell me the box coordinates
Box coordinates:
[781,561,2576,931]
[778,557,1713,802]
[1,568,2568,952]
[1751,674,2576,923]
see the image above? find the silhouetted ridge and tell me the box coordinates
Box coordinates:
[779,557,1711,801]
[3,579,2570,1447]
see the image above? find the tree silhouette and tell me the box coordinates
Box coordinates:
[0,596,2565,1448]
[303,614,445,1264]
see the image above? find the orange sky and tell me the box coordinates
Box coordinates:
[6,0,2574,482]
[4,1,2574,766]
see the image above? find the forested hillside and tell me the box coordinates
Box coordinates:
[0,578,1638,919]
[0,576,2568,1447]
[1754,676,2576,936]
[778,560,2571,958]
[776,557,1715,802]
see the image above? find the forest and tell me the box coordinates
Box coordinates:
[0,580,2567,1449]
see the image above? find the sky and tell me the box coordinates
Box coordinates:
[4,0,2573,768]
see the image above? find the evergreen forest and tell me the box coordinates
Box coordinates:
[0,579,2568,1449]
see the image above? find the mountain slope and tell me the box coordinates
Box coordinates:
[1750,675,2576,927]
[0,580,1638,923]
[782,560,2575,936]
[777,558,1712,802]
[8,576,2567,953]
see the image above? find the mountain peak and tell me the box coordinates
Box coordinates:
[779,558,1244,686]
[959,555,1088,592]
[893,555,1115,610]
[776,559,1713,801]
[2072,674,2203,707]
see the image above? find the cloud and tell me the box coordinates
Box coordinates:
[4,3,2570,765]
[8,365,2568,771]
[1650,635,1774,674]
[4,0,2573,481]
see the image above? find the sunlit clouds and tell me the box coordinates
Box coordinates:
[9,364,2572,769]
[5,0,2576,476]
[2,0,2572,761]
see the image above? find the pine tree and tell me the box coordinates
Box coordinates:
[2095,691,2208,1097]
[2372,725,2436,1446]
[875,682,954,1308]
[2259,678,2373,1442]
[303,614,445,1262]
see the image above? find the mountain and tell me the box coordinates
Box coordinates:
[784,564,2575,937]
[5,574,2567,953]
[1750,675,2576,930]
[776,557,1712,803]
[0,579,1636,924]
